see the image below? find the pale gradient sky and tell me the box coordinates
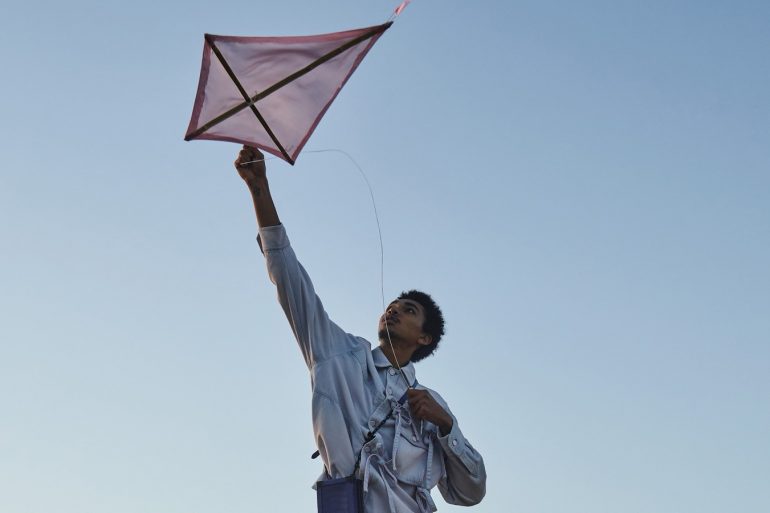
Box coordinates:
[1,1,769,513]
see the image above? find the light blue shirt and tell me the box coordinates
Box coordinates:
[259,224,486,512]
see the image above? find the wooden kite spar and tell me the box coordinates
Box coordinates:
[184,22,393,165]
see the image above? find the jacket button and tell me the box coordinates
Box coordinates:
[388,368,396,376]
[451,439,458,447]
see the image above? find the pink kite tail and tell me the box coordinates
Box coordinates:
[393,0,411,17]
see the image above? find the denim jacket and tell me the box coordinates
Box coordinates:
[259,224,486,512]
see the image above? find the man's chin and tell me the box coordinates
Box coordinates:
[378,328,396,342]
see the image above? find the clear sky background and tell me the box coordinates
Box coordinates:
[1,1,768,512]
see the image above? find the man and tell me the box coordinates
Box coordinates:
[235,146,486,512]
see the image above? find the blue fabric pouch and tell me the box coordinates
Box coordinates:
[316,475,364,513]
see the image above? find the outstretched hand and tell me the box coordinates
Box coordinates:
[407,388,454,436]
[234,145,280,227]
[234,145,266,185]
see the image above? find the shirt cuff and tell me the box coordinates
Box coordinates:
[257,223,290,252]
[437,414,467,458]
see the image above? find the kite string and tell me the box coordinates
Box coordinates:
[241,149,412,390]
[304,149,412,390]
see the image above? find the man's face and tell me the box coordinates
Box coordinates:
[378,298,429,345]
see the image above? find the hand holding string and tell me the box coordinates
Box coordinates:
[235,145,267,185]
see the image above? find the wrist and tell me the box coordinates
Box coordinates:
[247,176,268,193]
[439,415,454,436]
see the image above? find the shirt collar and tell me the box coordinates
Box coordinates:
[372,346,417,385]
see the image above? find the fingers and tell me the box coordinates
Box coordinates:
[407,389,429,406]
[236,145,265,166]
[410,401,429,420]
[407,389,432,421]
[242,145,264,160]
[406,389,423,401]
[235,148,247,167]
[406,389,451,429]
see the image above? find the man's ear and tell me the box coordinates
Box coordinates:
[417,333,433,347]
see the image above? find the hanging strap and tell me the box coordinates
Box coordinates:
[350,379,417,478]
[310,380,419,472]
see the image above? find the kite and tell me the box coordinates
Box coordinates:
[184,20,397,165]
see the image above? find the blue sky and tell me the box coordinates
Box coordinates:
[1,1,768,512]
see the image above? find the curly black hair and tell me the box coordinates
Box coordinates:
[398,290,445,363]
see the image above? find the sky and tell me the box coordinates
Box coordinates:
[1,1,769,512]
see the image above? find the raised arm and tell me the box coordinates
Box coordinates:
[235,146,280,229]
[235,146,362,368]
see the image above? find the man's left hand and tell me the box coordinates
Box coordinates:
[406,389,454,436]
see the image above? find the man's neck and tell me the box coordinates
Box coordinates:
[379,341,414,368]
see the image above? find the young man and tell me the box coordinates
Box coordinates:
[235,146,486,512]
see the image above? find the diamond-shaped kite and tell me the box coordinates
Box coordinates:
[184,22,393,165]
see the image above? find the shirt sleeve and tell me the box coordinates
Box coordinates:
[436,412,487,506]
[258,224,360,368]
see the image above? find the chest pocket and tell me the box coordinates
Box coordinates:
[393,420,442,488]
[394,428,428,485]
